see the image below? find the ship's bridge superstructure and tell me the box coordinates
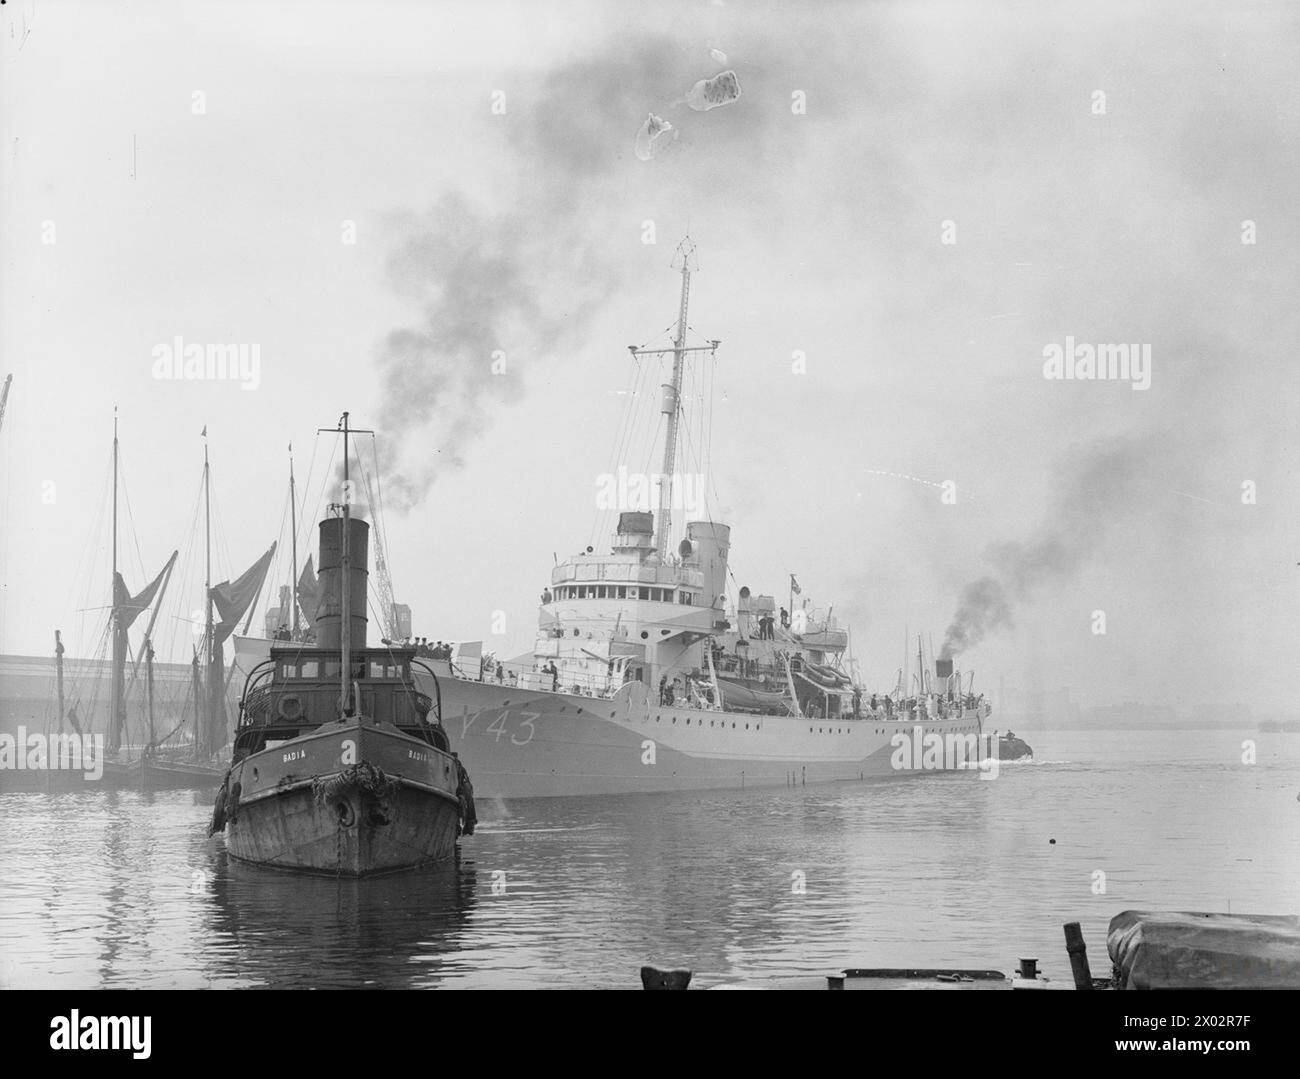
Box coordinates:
[454,236,983,726]
[528,513,729,700]
[515,505,872,720]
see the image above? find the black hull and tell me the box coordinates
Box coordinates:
[216,718,465,876]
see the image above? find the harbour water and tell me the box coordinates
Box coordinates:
[3,729,1297,989]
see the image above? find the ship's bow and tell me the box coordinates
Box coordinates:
[220,718,463,875]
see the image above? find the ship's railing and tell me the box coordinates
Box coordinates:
[458,657,622,698]
[550,561,704,589]
[443,656,731,709]
[436,654,987,721]
[236,660,277,729]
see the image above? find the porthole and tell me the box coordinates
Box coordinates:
[640,631,649,639]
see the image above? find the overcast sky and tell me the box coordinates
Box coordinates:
[2,0,1298,712]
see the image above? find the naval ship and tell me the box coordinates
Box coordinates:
[416,240,993,798]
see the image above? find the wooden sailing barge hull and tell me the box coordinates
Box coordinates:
[222,719,461,875]
[98,756,224,790]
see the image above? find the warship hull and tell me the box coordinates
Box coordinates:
[220,718,462,875]
[419,672,989,800]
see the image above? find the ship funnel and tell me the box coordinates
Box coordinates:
[685,520,730,611]
[315,516,369,650]
[935,658,954,696]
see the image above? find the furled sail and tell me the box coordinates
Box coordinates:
[108,551,178,752]
[203,543,276,757]
[210,544,277,649]
[296,554,321,626]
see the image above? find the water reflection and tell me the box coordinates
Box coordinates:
[206,851,478,988]
[2,731,1298,989]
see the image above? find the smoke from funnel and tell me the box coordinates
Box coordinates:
[940,434,1154,658]
[368,32,855,511]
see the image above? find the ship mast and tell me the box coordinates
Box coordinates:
[55,630,65,735]
[202,427,213,759]
[628,237,720,561]
[109,409,119,748]
[340,412,352,715]
[145,636,156,748]
[289,443,299,638]
[657,241,693,560]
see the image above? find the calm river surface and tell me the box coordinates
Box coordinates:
[2,729,1297,988]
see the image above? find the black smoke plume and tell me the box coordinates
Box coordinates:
[940,434,1154,658]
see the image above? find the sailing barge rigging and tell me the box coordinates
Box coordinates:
[106,424,274,789]
[31,415,275,790]
[209,413,474,875]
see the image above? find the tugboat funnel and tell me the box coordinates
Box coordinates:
[315,516,369,650]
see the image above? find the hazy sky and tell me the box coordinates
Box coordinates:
[2,0,1298,711]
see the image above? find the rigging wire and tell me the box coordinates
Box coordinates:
[68,450,114,656]
[115,445,149,585]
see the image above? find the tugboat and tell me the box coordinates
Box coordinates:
[997,730,1033,760]
[209,413,474,875]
